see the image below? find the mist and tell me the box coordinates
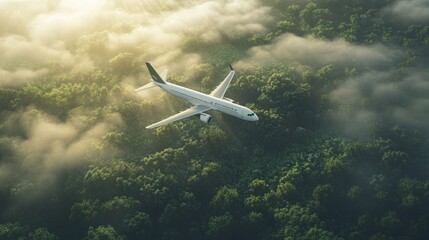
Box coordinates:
[0,0,272,87]
[238,31,429,137]
[0,0,273,204]
[382,0,429,24]
[239,33,403,69]
[1,0,424,188]
[329,68,429,136]
[0,1,428,238]
[0,107,122,187]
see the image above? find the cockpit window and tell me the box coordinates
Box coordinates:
[247,113,255,116]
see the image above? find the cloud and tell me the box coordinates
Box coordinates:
[0,1,51,37]
[329,68,429,136]
[0,0,272,87]
[238,32,427,137]
[0,1,272,208]
[383,0,429,24]
[0,67,48,87]
[0,108,122,187]
[0,34,74,64]
[103,0,272,74]
[239,33,403,69]
[158,0,272,43]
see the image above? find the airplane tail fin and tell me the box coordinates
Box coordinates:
[135,63,167,92]
[146,62,166,84]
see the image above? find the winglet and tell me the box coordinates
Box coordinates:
[229,64,234,71]
[146,62,165,84]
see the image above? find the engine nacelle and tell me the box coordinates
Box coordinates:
[223,97,235,103]
[199,113,213,124]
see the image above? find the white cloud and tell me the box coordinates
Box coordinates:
[0,34,74,65]
[0,108,122,184]
[238,31,427,137]
[0,67,48,87]
[158,0,271,43]
[383,0,429,23]
[240,33,402,69]
[329,68,429,136]
[0,0,272,85]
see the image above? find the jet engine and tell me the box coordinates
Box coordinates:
[199,113,213,124]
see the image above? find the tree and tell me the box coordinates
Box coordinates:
[311,184,335,215]
[109,52,138,75]
[0,222,27,240]
[84,225,125,240]
[211,186,240,214]
[125,212,152,239]
[28,228,58,240]
[206,213,234,240]
[248,179,269,196]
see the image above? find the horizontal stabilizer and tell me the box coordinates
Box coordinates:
[135,82,156,92]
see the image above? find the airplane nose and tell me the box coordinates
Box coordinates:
[254,115,259,121]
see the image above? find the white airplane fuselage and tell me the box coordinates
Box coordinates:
[156,82,259,121]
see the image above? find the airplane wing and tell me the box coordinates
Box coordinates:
[146,105,211,129]
[210,65,235,98]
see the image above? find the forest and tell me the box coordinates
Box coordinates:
[0,0,428,239]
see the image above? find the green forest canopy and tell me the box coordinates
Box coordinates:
[0,0,428,239]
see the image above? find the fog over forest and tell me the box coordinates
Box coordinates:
[0,0,428,239]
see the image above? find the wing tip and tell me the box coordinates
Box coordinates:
[229,64,234,71]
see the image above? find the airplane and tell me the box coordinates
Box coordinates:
[135,62,259,129]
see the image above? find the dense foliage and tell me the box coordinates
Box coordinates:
[0,0,428,239]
